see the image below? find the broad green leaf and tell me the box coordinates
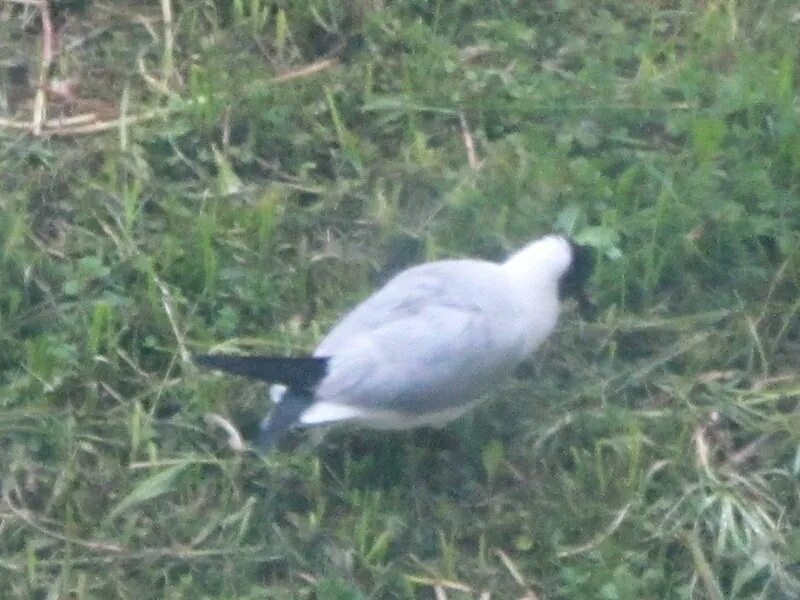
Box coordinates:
[106,464,188,521]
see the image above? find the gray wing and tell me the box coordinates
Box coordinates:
[313,272,526,415]
[315,261,486,356]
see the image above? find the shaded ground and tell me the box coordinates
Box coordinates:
[1,1,799,598]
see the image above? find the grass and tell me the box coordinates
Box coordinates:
[1,0,799,598]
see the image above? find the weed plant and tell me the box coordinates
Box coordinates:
[0,1,798,598]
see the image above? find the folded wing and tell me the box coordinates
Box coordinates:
[311,298,525,421]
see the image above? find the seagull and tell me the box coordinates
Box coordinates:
[195,234,594,450]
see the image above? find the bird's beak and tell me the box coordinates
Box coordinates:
[575,290,598,321]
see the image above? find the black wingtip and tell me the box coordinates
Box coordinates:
[257,388,315,451]
[192,354,219,368]
[194,353,329,389]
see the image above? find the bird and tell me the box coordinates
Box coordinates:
[195,234,594,450]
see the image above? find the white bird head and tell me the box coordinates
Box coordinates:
[504,235,595,314]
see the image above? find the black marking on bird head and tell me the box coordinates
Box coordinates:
[559,240,596,318]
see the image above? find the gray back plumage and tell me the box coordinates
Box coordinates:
[313,260,542,414]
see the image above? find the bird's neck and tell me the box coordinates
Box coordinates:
[502,238,569,292]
